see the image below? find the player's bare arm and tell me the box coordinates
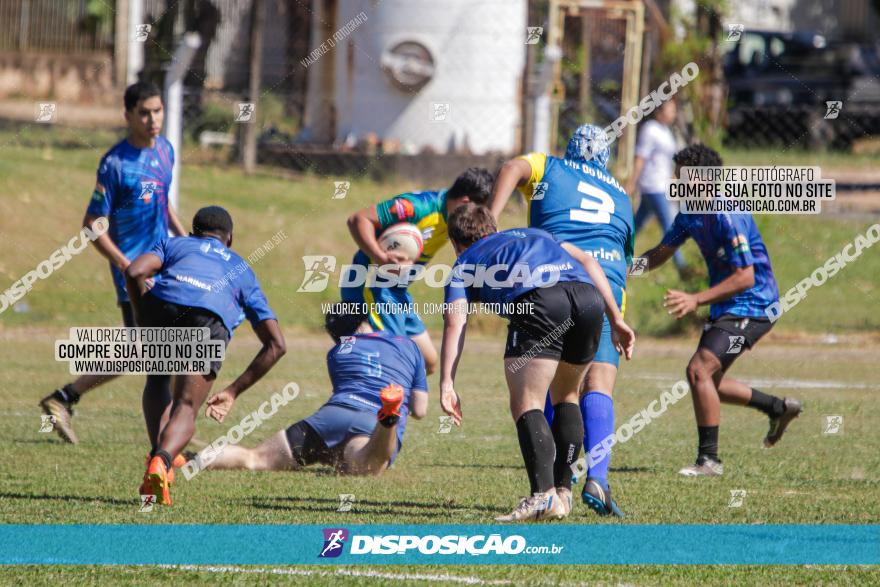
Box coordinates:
[636,243,678,272]
[623,155,646,195]
[206,319,286,423]
[489,158,531,220]
[123,252,162,324]
[346,204,409,265]
[83,209,129,270]
[439,299,468,425]
[409,390,429,419]
[665,265,755,319]
[561,242,635,359]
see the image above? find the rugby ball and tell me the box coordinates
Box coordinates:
[378,222,424,262]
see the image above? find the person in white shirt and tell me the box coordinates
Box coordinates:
[625,100,687,273]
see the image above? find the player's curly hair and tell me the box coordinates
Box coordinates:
[448,203,497,249]
[447,167,494,205]
[673,143,723,167]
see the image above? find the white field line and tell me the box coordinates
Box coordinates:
[630,372,874,391]
[157,564,514,585]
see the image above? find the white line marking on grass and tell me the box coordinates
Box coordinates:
[159,565,513,585]
[631,372,873,390]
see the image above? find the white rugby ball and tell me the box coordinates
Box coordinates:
[378,222,424,262]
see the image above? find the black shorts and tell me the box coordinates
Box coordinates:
[504,281,605,365]
[698,314,773,370]
[285,420,344,467]
[119,301,135,327]
[138,293,230,377]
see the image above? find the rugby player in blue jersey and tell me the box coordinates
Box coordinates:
[200,304,428,476]
[40,82,187,444]
[344,168,494,374]
[490,124,633,517]
[637,144,802,477]
[124,206,286,505]
[438,204,634,522]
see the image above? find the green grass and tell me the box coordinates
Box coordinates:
[1,130,879,584]
[1,129,878,337]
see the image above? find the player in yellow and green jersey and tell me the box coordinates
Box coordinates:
[343,168,494,374]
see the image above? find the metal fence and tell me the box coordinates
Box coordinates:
[0,0,114,53]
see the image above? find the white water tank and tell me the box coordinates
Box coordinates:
[303,0,527,154]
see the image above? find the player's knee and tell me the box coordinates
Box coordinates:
[686,356,716,385]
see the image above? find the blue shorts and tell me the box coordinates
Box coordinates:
[594,282,626,368]
[341,281,426,337]
[303,403,401,464]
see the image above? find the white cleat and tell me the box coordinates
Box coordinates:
[495,492,559,523]
[678,456,724,477]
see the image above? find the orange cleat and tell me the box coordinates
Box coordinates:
[143,456,171,505]
[144,453,188,486]
[377,383,404,422]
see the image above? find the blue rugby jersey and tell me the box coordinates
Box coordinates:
[324,332,428,447]
[146,236,275,335]
[661,212,779,319]
[444,228,593,311]
[86,137,174,302]
[519,153,634,289]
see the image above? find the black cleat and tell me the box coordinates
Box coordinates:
[581,477,625,517]
[764,397,803,448]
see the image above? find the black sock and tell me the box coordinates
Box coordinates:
[151,448,173,470]
[747,388,785,417]
[697,425,719,461]
[57,384,81,405]
[378,414,399,428]
[550,402,583,491]
[515,409,556,494]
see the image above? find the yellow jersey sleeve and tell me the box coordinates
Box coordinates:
[516,152,547,200]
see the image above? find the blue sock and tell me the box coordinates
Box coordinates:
[543,392,554,424]
[581,391,614,490]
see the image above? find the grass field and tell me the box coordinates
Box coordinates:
[1,129,879,584]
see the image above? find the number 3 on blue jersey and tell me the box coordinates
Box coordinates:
[571,181,615,224]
